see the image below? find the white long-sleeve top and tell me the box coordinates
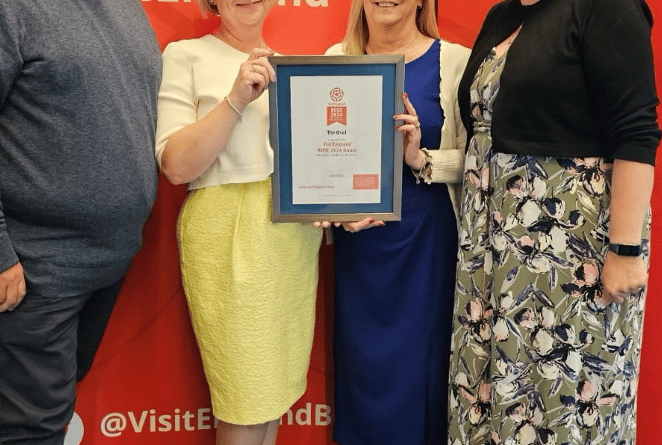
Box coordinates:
[155,35,273,190]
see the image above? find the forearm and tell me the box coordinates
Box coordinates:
[608,159,654,244]
[160,99,240,185]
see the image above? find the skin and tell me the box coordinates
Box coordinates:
[0,262,25,312]
[216,419,279,445]
[601,160,653,304]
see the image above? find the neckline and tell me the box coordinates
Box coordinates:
[406,39,438,65]
[521,0,548,12]
[206,33,268,57]
[366,36,436,63]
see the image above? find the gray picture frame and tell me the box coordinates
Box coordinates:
[268,54,405,223]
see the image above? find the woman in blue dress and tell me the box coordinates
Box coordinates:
[325,1,469,443]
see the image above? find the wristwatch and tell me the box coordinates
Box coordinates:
[608,243,642,257]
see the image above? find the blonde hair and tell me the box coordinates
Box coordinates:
[342,0,440,55]
[196,0,218,16]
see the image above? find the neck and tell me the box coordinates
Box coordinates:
[366,24,423,57]
[520,0,540,5]
[215,23,264,54]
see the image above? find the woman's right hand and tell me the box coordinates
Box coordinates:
[313,218,385,233]
[602,251,648,304]
[227,48,276,113]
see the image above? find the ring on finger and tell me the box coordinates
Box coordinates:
[251,63,256,73]
[415,121,421,129]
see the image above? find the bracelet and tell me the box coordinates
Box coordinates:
[412,150,433,184]
[224,96,242,118]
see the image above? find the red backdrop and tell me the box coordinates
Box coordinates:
[70,1,662,444]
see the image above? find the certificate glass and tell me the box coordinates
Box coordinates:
[268,55,404,222]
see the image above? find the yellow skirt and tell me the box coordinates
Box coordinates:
[178,179,322,425]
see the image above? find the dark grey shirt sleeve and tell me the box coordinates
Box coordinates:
[0,4,22,272]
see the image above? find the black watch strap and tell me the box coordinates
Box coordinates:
[608,243,642,257]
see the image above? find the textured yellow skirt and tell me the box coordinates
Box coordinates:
[178,178,322,425]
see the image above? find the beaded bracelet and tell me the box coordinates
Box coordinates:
[412,149,433,184]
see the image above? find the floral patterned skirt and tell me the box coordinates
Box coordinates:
[447,130,651,445]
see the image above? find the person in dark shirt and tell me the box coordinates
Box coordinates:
[0,1,161,443]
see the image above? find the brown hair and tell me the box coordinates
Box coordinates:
[342,0,440,55]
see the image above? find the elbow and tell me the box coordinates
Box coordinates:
[160,160,191,185]
[159,145,193,185]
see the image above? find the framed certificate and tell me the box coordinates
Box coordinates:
[268,55,404,223]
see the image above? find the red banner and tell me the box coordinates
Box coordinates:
[70,1,662,444]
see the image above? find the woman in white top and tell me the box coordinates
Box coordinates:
[155,1,322,444]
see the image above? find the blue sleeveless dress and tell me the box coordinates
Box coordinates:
[332,40,458,444]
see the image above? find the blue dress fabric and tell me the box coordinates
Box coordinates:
[332,40,458,445]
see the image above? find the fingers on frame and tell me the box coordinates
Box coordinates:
[402,96,418,115]
[248,48,274,60]
[252,59,276,79]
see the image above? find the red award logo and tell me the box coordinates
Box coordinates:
[326,87,347,126]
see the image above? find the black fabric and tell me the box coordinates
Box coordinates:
[458,0,660,165]
[0,280,122,444]
[76,279,123,381]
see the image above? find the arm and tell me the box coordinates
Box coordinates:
[426,43,470,184]
[582,0,660,302]
[403,42,470,185]
[155,44,274,185]
[601,161,654,302]
[0,4,27,311]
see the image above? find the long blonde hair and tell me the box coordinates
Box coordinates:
[342,0,440,55]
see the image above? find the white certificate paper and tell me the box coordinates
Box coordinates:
[290,75,383,204]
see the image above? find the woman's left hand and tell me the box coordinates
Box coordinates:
[601,251,648,304]
[394,92,424,169]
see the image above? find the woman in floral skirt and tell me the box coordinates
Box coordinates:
[447,0,659,444]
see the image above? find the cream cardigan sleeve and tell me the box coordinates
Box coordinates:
[425,41,470,184]
[425,40,470,220]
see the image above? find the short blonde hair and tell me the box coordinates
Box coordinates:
[342,0,440,55]
[196,0,219,16]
